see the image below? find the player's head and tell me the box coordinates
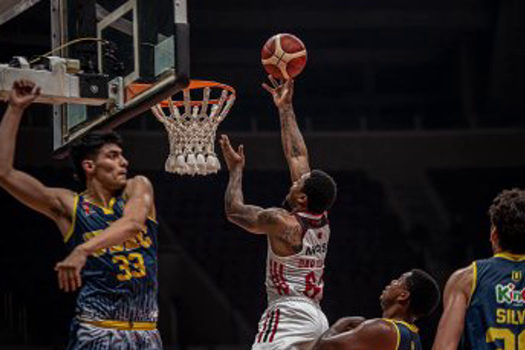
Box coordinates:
[70,131,128,189]
[284,169,337,214]
[488,188,525,254]
[380,269,440,320]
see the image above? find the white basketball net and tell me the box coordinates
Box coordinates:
[151,83,235,175]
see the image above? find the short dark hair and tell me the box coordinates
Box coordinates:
[69,131,123,184]
[302,169,337,214]
[406,269,440,319]
[488,188,525,254]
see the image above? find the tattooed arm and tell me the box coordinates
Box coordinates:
[220,135,302,247]
[225,170,302,246]
[223,158,266,234]
[263,78,310,182]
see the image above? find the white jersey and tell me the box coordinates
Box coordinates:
[265,211,330,305]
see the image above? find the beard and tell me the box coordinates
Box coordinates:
[281,197,292,211]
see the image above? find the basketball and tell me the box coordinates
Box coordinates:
[261,33,307,80]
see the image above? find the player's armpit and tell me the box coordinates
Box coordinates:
[314,319,397,350]
[431,265,472,350]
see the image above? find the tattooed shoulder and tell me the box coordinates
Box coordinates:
[259,208,302,251]
[259,208,288,224]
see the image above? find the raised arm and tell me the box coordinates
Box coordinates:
[431,265,473,350]
[263,78,310,182]
[313,319,397,350]
[219,134,303,246]
[0,80,74,231]
[54,175,155,292]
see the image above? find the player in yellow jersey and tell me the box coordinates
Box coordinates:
[432,189,525,350]
[0,80,162,349]
[314,269,440,350]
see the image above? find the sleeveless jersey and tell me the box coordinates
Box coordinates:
[265,211,330,304]
[382,319,421,350]
[64,193,159,322]
[463,252,525,350]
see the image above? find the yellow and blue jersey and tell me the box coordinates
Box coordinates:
[64,192,159,323]
[463,252,525,350]
[383,319,421,350]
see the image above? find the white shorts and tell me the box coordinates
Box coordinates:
[252,297,329,350]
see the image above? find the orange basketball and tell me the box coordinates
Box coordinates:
[261,33,307,79]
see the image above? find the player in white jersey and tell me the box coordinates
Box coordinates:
[219,78,337,350]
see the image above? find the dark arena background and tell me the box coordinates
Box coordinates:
[1,0,525,349]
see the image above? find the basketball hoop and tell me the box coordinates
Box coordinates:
[127,80,236,175]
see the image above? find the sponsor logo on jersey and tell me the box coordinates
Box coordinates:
[83,229,152,257]
[305,243,327,256]
[495,282,525,305]
[82,202,92,215]
[512,271,523,282]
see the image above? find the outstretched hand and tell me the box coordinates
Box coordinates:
[8,80,40,109]
[219,134,245,171]
[262,76,294,108]
[54,246,88,292]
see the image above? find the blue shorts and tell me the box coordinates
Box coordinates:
[66,318,163,350]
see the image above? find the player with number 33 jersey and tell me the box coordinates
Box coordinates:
[64,193,160,349]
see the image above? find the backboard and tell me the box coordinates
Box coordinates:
[50,0,190,157]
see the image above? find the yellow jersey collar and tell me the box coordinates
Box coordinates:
[383,318,419,333]
[494,252,525,261]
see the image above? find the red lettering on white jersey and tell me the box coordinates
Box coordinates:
[270,260,290,296]
[265,211,330,304]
